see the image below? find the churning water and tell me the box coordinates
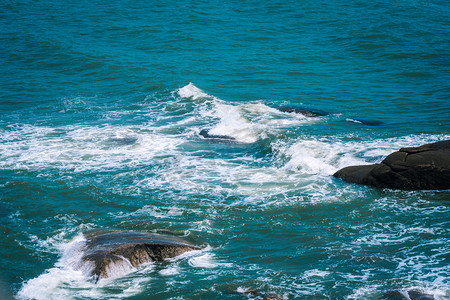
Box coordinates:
[1,1,449,299]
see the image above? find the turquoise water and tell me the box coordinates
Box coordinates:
[1,1,449,299]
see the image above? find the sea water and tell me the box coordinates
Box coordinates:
[0,0,449,299]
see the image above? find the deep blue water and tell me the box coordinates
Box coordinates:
[1,0,449,299]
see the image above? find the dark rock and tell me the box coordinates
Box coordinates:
[199,129,236,141]
[384,289,434,300]
[80,231,200,281]
[334,140,450,190]
[277,106,328,117]
[346,118,383,126]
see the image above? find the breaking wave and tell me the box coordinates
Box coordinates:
[17,233,208,300]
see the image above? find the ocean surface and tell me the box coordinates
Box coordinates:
[1,0,449,299]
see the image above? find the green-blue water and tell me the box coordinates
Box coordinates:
[1,1,449,299]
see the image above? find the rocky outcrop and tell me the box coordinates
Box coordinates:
[80,231,200,281]
[277,106,328,117]
[333,140,450,190]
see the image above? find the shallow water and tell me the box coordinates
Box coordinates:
[1,1,449,299]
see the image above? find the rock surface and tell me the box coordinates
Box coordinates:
[333,140,450,190]
[80,231,200,281]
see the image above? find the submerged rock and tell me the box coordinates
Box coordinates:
[199,129,236,141]
[80,231,200,281]
[384,289,434,300]
[334,140,450,190]
[277,106,328,117]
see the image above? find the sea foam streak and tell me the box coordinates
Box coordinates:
[0,124,183,172]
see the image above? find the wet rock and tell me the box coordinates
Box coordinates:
[277,106,328,117]
[80,231,200,281]
[334,140,450,190]
[199,129,236,141]
[384,289,434,300]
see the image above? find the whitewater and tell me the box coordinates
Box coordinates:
[1,1,449,299]
[1,83,446,299]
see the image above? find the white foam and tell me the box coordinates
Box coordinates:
[242,103,313,126]
[159,267,180,276]
[236,286,250,294]
[348,285,449,300]
[112,205,184,220]
[17,234,89,300]
[16,233,159,300]
[281,140,344,175]
[277,135,450,176]
[302,269,331,279]
[188,253,217,268]
[346,285,381,299]
[0,124,183,172]
[17,267,89,300]
[188,252,232,269]
[207,103,264,143]
[177,83,315,144]
[205,101,314,144]
[177,83,211,100]
[356,233,413,245]
[103,256,137,279]
[125,133,450,208]
[278,138,384,175]
[419,287,449,300]
[155,155,294,198]
[27,231,74,255]
[345,118,363,124]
